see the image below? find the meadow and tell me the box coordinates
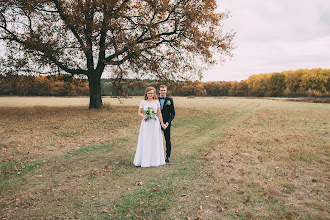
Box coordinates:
[0,96,329,219]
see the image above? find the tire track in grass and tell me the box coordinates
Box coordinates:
[165,101,261,219]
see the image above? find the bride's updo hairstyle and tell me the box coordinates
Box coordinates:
[144,87,158,100]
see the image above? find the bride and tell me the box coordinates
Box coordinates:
[133,87,166,167]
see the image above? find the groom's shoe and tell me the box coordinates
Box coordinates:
[165,157,171,163]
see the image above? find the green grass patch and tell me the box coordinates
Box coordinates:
[0,160,45,181]
[108,178,175,219]
[64,142,115,158]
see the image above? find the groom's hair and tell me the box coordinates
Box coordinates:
[159,85,167,89]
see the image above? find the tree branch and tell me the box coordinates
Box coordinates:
[33,6,59,13]
[82,0,95,70]
[52,0,87,56]
[1,23,86,76]
[96,4,109,74]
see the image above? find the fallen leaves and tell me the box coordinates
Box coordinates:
[242,194,250,203]
[135,181,143,186]
[217,205,223,212]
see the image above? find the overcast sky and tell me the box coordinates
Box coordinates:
[203,0,330,82]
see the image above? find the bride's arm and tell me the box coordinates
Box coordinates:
[157,107,165,128]
[138,107,148,120]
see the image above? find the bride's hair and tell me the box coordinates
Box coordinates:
[144,87,158,100]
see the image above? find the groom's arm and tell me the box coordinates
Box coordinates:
[168,98,175,124]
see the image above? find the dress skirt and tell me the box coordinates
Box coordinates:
[133,118,165,167]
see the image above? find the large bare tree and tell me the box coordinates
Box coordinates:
[0,0,234,108]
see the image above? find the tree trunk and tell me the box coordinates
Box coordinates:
[88,74,103,108]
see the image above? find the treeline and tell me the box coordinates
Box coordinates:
[246,68,330,97]
[0,74,89,96]
[103,68,330,97]
[1,68,329,97]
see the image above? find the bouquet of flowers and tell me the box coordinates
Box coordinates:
[144,107,157,121]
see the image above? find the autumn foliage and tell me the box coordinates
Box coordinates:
[0,74,89,96]
[96,68,330,97]
[1,68,329,97]
[247,68,329,97]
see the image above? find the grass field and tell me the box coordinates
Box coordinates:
[0,96,329,219]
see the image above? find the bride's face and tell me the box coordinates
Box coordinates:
[147,90,154,100]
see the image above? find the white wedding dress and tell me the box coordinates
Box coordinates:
[133,100,166,167]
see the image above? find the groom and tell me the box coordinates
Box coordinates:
[159,85,175,163]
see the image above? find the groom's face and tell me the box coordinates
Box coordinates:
[159,87,167,97]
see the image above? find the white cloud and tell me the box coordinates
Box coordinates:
[203,0,330,81]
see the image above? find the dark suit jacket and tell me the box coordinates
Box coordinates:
[159,97,175,126]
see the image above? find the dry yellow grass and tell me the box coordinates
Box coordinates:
[0,97,329,219]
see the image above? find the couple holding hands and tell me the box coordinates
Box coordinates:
[133,85,175,168]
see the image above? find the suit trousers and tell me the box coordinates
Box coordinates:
[163,126,171,158]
